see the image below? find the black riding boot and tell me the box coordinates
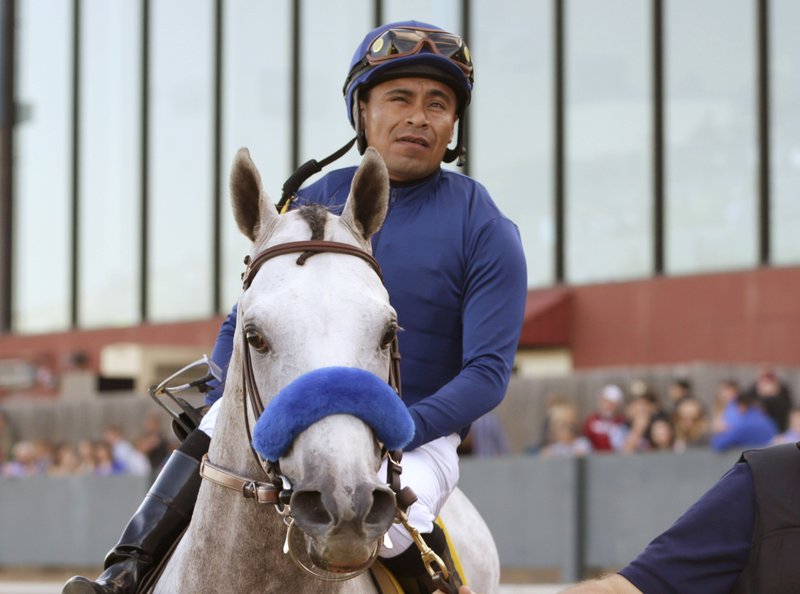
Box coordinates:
[63,430,210,594]
[380,524,463,594]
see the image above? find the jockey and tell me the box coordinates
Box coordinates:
[64,20,526,594]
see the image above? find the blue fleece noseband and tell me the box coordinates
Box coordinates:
[252,366,414,462]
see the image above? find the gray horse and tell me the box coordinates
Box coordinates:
[153,148,500,593]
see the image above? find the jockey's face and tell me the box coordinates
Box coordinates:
[359,77,457,182]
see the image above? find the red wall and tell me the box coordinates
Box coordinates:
[1,265,799,384]
[0,317,226,378]
[568,266,800,368]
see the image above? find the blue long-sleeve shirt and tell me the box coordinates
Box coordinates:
[621,462,756,594]
[207,166,527,450]
[709,408,778,452]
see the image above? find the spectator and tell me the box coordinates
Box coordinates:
[94,440,123,476]
[137,411,172,471]
[710,391,778,452]
[672,397,709,451]
[76,438,98,474]
[710,378,740,435]
[458,412,511,457]
[541,402,592,457]
[48,442,82,476]
[667,377,692,413]
[2,441,39,477]
[31,439,54,474]
[647,417,675,452]
[771,408,800,445]
[617,391,665,454]
[746,367,793,432]
[532,393,572,453]
[102,426,151,476]
[582,384,627,452]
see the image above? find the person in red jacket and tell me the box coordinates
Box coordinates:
[582,384,627,452]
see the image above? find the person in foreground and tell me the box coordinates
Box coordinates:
[445,441,800,594]
[65,19,527,594]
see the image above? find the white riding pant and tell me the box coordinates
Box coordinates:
[198,398,460,558]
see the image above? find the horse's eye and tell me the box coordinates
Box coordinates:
[246,330,270,353]
[380,323,398,349]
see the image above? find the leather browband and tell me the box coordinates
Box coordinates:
[242,240,383,290]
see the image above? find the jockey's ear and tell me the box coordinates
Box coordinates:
[230,147,279,242]
[341,147,389,242]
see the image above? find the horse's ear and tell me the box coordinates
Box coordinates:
[341,147,389,242]
[230,148,279,242]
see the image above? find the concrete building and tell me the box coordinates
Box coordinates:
[1,0,799,395]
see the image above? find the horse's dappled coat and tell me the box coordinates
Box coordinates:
[252,366,415,462]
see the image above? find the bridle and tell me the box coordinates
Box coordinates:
[240,239,402,401]
[187,235,455,589]
[236,238,403,481]
[197,238,406,580]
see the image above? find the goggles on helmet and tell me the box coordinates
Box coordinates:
[344,26,474,93]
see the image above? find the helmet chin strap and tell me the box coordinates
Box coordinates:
[443,109,467,166]
[277,137,357,213]
[354,88,369,155]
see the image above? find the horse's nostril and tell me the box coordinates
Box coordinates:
[365,488,395,527]
[290,490,332,528]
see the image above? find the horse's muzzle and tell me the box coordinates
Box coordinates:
[290,483,396,567]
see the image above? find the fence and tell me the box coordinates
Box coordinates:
[0,448,744,581]
[0,361,795,578]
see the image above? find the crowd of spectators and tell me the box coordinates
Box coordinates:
[0,410,175,479]
[529,368,796,457]
[2,368,797,467]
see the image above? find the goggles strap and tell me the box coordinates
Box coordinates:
[277,136,357,213]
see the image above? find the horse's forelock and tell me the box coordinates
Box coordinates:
[298,204,330,241]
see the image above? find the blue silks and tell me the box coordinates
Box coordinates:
[252,366,415,462]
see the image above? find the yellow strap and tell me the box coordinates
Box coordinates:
[370,559,405,594]
[435,517,468,586]
[370,518,467,593]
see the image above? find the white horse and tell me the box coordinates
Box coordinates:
[154,147,500,593]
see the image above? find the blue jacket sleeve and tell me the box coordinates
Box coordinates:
[205,303,238,405]
[620,462,755,594]
[404,217,527,450]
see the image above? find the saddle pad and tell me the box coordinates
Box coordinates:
[368,518,467,594]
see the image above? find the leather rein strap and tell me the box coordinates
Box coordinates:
[200,239,403,505]
[199,454,280,504]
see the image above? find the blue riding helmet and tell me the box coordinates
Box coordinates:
[343,20,474,165]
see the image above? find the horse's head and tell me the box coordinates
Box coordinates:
[226,147,409,572]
